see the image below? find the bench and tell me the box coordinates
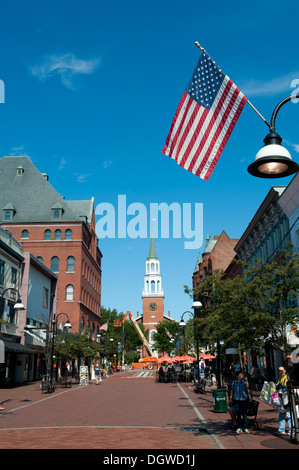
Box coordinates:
[59,376,72,388]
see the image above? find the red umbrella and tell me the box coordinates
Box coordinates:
[180,355,195,362]
[199,353,216,360]
[173,356,183,361]
[158,355,173,363]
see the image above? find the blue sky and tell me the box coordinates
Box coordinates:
[0,0,298,322]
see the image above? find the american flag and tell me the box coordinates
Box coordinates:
[165,328,172,339]
[162,50,247,181]
[99,321,108,331]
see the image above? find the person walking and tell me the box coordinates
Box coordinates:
[94,363,101,385]
[231,371,250,434]
[275,366,291,436]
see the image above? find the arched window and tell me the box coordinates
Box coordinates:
[44,230,51,240]
[21,230,29,238]
[65,285,74,301]
[37,256,43,263]
[80,317,84,334]
[65,229,72,240]
[67,256,75,271]
[51,256,59,272]
[55,229,61,240]
[151,280,155,292]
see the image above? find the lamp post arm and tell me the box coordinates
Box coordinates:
[0,287,21,299]
[270,93,299,132]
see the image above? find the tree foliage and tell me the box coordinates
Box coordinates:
[185,247,299,365]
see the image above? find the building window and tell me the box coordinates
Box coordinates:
[66,285,74,301]
[21,230,29,238]
[44,230,51,240]
[43,287,49,308]
[0,261,5,285]
[11,268,17,287]
[65,229,72,240]
[4,210,12,220]
[55,229,61,240]
[6,301,16,324]
[51,256,59,272]
[37,256,43,263]
[67,256,75,272]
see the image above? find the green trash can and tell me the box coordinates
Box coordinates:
[212,389,227,413]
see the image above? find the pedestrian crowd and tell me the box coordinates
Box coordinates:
[225,364,295,437]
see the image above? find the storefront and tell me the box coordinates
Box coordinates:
[0,340,33,387]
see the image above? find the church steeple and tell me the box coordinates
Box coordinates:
[147,234,158,259]
[142,235,164,298]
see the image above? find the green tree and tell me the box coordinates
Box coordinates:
[185,247,299,367]
[152,320,179,355]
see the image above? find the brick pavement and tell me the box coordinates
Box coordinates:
[0,370,298,451]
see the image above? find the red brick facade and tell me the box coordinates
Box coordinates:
[3,217,102,336]
[193,231,239,290]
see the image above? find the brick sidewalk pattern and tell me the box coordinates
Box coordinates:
[0,370,298,450]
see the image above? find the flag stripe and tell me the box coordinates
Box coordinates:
[162,92,190,156]
[202,94,247,180]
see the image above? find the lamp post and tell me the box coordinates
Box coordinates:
[179,301,203,383]
[49,312,72,390]
[248,93,299,178]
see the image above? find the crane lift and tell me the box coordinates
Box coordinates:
[122,311,157,369]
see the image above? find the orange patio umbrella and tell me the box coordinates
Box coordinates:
[179,355,195,362]
[199,353,216,360]
[158,355,173,363]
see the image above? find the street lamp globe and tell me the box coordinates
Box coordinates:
[13,300,25,311]
[248,131,298,178]
[64,320,72,330]
[191,300,202,309]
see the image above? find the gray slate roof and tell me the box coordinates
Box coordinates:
[0,156,93,224]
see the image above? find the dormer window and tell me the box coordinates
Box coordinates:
[17,166,24,176]
[51,202,63,220]
[2,203,16,221]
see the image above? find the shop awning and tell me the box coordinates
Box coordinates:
[4,341,33,354]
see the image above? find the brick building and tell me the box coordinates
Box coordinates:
[193,231,239,291]
[0,156,102,338]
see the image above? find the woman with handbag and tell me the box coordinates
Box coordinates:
[275,366,291,436]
